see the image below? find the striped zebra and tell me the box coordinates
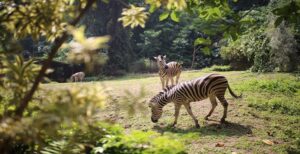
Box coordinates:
[148,73,241,128]
[154,55,181,89]
[70,72,85,82]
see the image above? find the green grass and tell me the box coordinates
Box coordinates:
[43,70,300,154]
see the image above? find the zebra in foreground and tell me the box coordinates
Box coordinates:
[148,73,241,128]
[154,55,182,89]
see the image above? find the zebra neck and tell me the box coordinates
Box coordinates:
[158,93,171,107]
[159,67,167,76]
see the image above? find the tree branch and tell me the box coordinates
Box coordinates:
[15,0,97,118]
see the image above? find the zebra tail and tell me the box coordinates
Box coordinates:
[228,84,242,99]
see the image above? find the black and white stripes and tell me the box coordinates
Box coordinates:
[154,55,181,89]
[149,73,241,128]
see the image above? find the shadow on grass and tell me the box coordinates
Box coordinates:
[153,121,253,137]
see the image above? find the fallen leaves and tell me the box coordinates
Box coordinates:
[262,139,275,145]
[215,142,225,147]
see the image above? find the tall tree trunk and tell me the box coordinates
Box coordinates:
[104,0,134,75]
[191,46,200,69]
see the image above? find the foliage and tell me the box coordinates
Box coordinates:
[267,21,299,72]
[0,0,80,41]
[202,65,231,72]
[220,0,300,72]
[119,5,149,28]
[0,55,41,116]
[272,0,300,27]
[65,26,110,71]
[129,58,158,73]
[101,130,186,154]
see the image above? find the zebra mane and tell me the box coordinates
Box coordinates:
[162,85,175,92]
[152,85,174,100]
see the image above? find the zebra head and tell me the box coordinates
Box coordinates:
[154,55,167,69]
[149,92,165,123]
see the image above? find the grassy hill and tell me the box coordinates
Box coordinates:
[44,70,300,153]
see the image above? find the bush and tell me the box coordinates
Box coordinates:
[202,65,231,72]
[129,58,158,73]
[100,130,186,154]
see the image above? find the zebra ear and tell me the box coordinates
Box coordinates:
[153,56,158,60]
[163,55,166,59]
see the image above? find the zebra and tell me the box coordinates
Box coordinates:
[148,73,241,128]
[154,55,181,89]
[70,72,85,82]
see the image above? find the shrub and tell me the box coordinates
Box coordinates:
[100,130,186,154]
[129,58,158,73]
[202,65,231,72]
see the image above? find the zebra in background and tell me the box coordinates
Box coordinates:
[70,72,85,82]
[148,73,241,128]
[154,55,181,89]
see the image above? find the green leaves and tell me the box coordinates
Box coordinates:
[194,37,212,46]
[159,12,170,21]
[65,26,110,71]
[194,37,212,55]
[159,11,180,22]
[202,47,212,55]
[170,11,180,22]
[272,1,300,26]
[119,5,149,28]
[0,0,78,41]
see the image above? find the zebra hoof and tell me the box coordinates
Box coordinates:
[220,118,226,124]
[204,116,209,120]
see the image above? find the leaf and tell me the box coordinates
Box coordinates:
[202,47,212,55]
[102,0,110,4]
[69,0,76,4]
[159,12,169,21]
[215,142,225,147]
[262,139,274,145]
[149,5,157,13]
[170,11,180,22]
[194,38,212,46]
[274,16,284,27]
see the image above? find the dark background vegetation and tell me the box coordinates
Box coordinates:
[19,0,299,82]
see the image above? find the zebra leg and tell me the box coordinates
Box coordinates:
[160,77,165,89]
[217,96,229,123]
[175,72,181,84]
[172,104,182,127]
[205,95,218,120]
[170,77,174,86]
[166,77,169,87]
[184,103,200,128]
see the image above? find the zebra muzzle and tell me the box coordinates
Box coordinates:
[151,117,158,123]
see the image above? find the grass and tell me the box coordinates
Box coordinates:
[43,70,300,154]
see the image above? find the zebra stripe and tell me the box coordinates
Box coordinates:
[154,55,181,89]
[149,73,241,128]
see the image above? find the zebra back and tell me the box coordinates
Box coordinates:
[159,61,181,78]
[151,74,232,106]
